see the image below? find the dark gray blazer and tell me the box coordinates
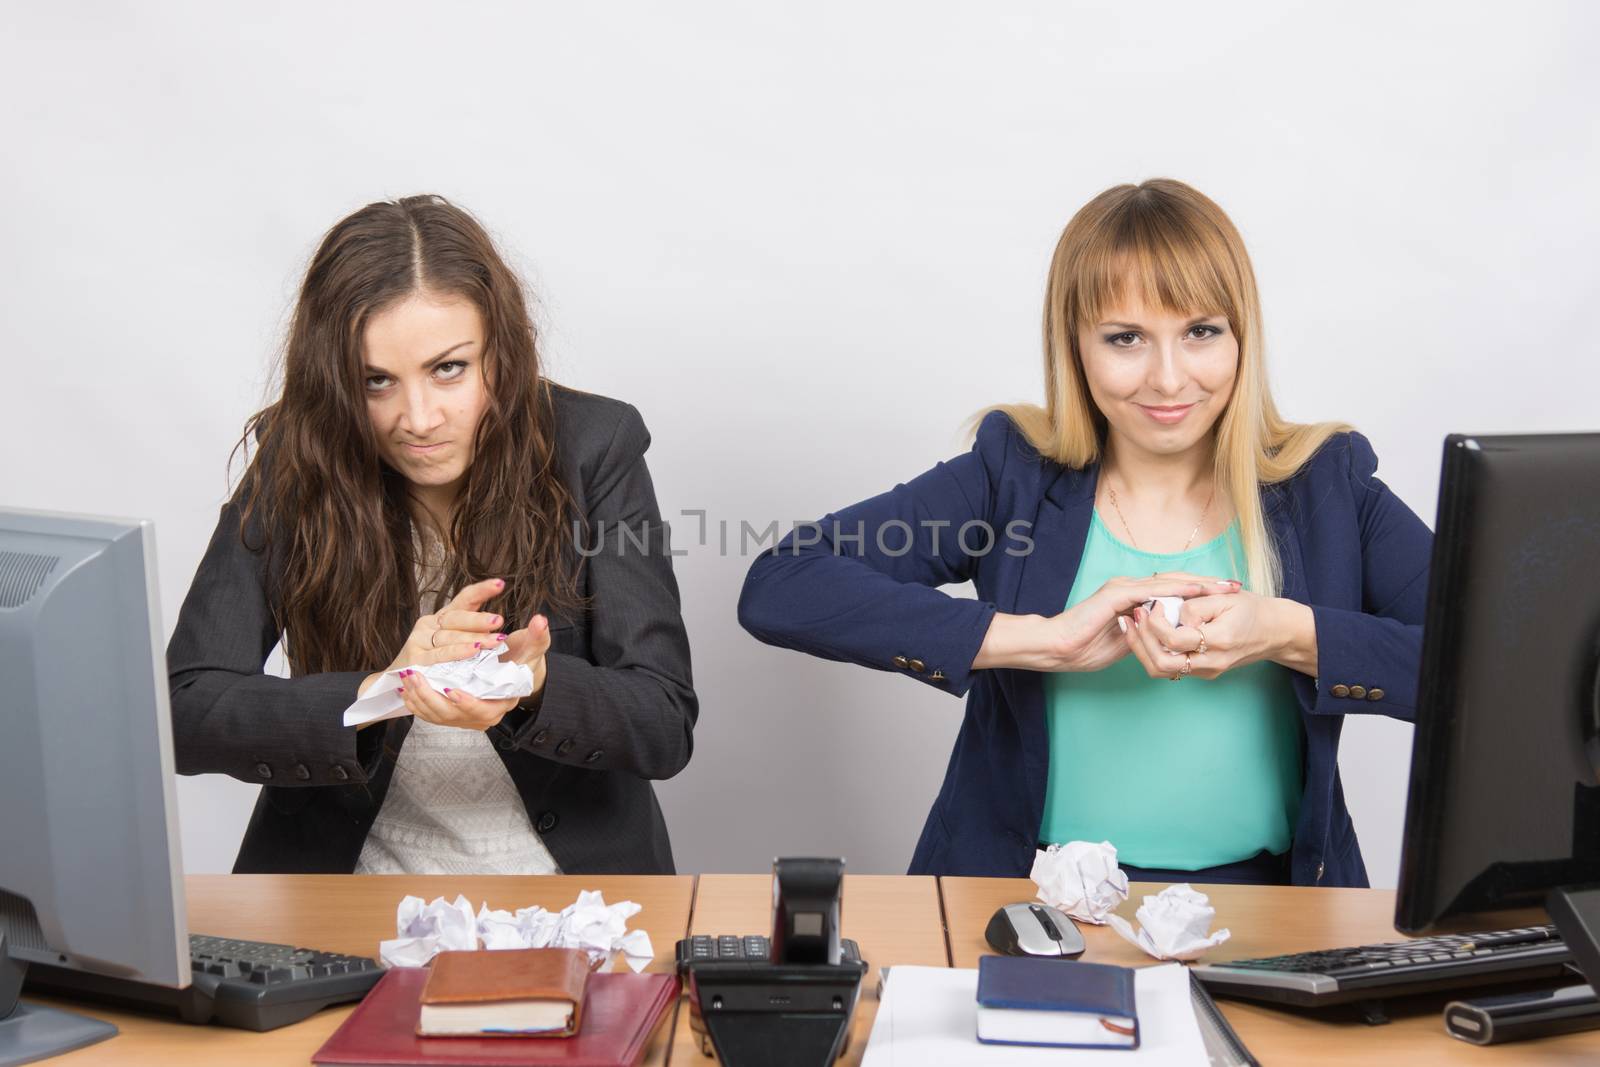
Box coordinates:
[167,385,697,874]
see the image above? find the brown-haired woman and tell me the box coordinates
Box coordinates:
[168,195,696,875]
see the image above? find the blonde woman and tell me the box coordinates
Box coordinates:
[738,179,1427,887]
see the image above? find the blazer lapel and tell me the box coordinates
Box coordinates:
[1002,461,1099,833]
[1264,483,1308,605]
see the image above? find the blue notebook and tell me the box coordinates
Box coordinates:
[975,956,1140,1050]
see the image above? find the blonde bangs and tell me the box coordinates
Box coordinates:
[1071,225,1237,341]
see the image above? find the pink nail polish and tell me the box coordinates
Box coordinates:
[495,579,505,588]
[474,642,482,649]
[397,686,405,693]
[494,633,506,642]
[443,687,451,695]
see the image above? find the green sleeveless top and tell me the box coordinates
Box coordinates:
[1038,512,1303,869]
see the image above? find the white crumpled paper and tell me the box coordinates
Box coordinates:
[342,643,533,727]
[1142,596,1185,627]
[1030,840,1130,925]
[1107,883,1232,961]
[378,891,655,972]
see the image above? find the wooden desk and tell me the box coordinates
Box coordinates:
[664,875,948,1067]
[26,874,1600,1064]
[941,877,1600,1065]
[35,874,694,1067]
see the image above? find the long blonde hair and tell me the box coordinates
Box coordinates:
[988,178,1349,597]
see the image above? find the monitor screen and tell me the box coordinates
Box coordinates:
[0,509,188,988]
[1395,434,1600,933]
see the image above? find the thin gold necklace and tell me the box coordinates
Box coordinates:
[1105,478,1215,554]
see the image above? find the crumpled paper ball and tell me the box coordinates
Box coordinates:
[342,643,534,727]
[1106,883,1231,960]
[378,891,655,971]
[1142,596,1185,627]
[1030,840,1130,925]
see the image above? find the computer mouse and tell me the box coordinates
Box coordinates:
[985,902,1086,958]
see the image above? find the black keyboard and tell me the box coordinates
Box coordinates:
[1192,924,1574,1008]
[24,933,383,1031]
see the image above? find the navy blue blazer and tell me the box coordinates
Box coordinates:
[738,412,1431,887]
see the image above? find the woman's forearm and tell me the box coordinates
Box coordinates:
[1268,599,1319,676]
[973,612,1061,671]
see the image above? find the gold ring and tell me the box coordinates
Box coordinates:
[1194,624,1208,657]
[1174,654,1192,681]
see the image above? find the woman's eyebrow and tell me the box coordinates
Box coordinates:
[364,340,476,375]
[1096,314,1222,329]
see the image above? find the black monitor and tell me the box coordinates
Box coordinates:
[1395,433,1600,982]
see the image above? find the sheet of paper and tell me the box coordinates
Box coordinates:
[342,643,534,727]
[860,963,1207,1066]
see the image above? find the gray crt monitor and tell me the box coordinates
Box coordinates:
[0,508,189,1061]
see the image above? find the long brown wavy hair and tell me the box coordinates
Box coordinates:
[232,194,582,676]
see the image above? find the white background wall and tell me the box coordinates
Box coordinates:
[3,1,1596,887]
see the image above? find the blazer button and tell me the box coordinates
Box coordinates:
[584,750,603,763]
[1330,684,1350,698]
[496,736,514,751]
[331,765,349,781]
[255,762,273,779]
[1348,685,1367,699]
[556,739,576,756]
[293,763,310,781]
[891,655,910,669]
[930,670,946,682]
[536,811,558,833]
[908,659,926,673]
[1367,688,1385,701]
[532,729,549,746]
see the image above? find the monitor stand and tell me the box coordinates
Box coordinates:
[0,934,118,1067]
[1549,886,1600,991]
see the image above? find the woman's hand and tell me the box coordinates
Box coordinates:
[372,577,511,681]
[1124,590,1317,681]
[975,573,1242,672]
[394,608,557,732]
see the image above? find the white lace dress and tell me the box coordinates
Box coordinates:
[353,532,560,875]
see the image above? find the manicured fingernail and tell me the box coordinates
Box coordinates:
[473,642,482,649]
[397,686,405,693]
[443,687,451,695]
[1117,617,1129,634]
[444,688,458,702]
[491,616,502,627]
[495,579,505,588]
[493,633,506,642]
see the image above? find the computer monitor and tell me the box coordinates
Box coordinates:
[0,509,189,1063]
[1395,433,1600,981]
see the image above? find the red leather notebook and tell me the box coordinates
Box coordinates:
[313,968,680,1066]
